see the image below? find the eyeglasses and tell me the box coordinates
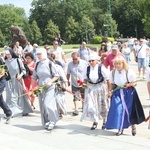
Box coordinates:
[37,53,42,55]
[89,60,95,62]
[73,58,78,60]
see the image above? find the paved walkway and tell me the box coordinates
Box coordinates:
[0,51,150,150]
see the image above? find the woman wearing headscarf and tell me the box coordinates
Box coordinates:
[50,52,68,118]
[80,52,110,130]
[30,48,59,130]
[5,48,33,117]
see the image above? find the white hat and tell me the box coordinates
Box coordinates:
[33,43,38,47]
[4,45,7,49]
[88,52,99,61]
[111,45,118,50]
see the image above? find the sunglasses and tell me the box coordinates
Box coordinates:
[89,60,95,62]
[73,58,78,60]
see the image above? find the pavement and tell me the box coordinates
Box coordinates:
[0,50,150,150]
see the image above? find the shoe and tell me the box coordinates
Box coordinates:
[5,115,12,124]
[116,130,123,136]
[59,113,63,119]
[22,113,29,116]
[44,122,50,129]
[131,128,136,136]
[31,106,36,110]
[72,110,79,116]
[47,122,55,130]
[91,122,98,130]
[101,123,106,130]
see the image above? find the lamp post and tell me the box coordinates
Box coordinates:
[135,25,137,38]
[85,22,88,43]
[107,0,113,37]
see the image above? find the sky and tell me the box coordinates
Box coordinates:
[0,0,33,16]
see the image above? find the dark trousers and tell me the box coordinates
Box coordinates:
[0,77,12,117]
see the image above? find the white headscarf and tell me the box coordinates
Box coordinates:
[88,52,99,61]
[36,48,47,60]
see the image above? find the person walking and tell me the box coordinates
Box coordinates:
[78,41,91,63]
[104,45,124,71]
[67,52,87,115]
[134,38,150,78]
[5,48,33,117]
[80,52,110,130]
[23,53,37,109]
[30,48,59,130]
[105,56,145,136]
[0,57,12,124]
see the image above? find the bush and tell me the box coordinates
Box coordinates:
[92,35,102,44]
[107,37,115,43]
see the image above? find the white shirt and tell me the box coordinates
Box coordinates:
[135,44,149,58]
[109,69,136,86]
[84,64,109,83]
[24,45,33,52]
[51,47,65,62]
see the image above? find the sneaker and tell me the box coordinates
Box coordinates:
[5,115,12,124]
[47,123,55,130]
[44,122,50,129]
[31,106,36,110]
[72,110,79,116]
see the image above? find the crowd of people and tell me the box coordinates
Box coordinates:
[0,37,149,135]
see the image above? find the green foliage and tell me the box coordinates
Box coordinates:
[30,20,43,45]
[0,30,6,47]
[92,35,102,44]
[111,0,144,38]
[64,16,79,44]
[107,37,115,43]
[0,4,27,45]
[140,0,150,36]
[43,20,60,44]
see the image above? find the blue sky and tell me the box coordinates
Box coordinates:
[0,0,33,16]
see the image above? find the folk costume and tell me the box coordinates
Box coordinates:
[105,69,145,134]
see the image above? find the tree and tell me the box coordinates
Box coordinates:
[111,0,144,38]
[0,30,5,47]
[139,0,150,36]
[64,16,79,44]
[43,19,60,44]
[30,20,43,45]
[0,4,27,44]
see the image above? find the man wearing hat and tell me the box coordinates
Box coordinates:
[104,45,124,71]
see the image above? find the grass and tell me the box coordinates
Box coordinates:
[0,44,101,52]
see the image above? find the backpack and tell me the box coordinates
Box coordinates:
[79,47,90,56]
[112,69,129,84]
[87,65,104,84]
[35,60,54,78]
[17,58,30,78]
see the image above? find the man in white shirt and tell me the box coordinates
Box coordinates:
[50,41,66,67]
[23,41,33,53]
[134,39,150,78]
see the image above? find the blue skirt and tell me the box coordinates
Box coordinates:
[105,86,145,130]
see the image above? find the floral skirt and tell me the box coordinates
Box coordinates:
[80,82,109,122]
